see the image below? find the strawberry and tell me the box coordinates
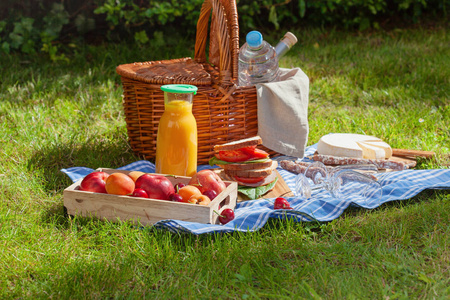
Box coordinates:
[274,197,293,210]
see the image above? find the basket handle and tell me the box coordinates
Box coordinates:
[194,0,239,84]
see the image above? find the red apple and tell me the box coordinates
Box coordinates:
[131,188,149,198]
[79,171,109,193]
[189,170,226,195]
[135,174,175,200]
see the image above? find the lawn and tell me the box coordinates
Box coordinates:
[0,22,449,299]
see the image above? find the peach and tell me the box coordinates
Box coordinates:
[187,195,198,204]
[187,194,211,205]
[128,171,145,182]
[178,185,202,203]
[196,195,212,206]
[105,172,135,195]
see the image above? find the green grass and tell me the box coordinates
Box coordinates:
[0,22,449,299]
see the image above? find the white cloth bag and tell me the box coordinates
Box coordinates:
[256,67,309,158]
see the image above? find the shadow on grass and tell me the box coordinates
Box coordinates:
[27,129,140,190]
[26,129,143,228]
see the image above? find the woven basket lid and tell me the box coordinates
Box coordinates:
[116,57,212,85]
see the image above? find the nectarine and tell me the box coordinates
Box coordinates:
[128,171,145,182]
[178,185,202,203]
[197,195,211,205]
[105,173,135,195]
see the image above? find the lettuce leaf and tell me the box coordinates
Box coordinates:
[208,156,270,166]
[237,178,278,200]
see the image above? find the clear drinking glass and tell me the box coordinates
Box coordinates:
[295,161,382,205]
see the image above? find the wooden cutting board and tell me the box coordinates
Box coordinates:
[309,148,436,172]
[387,155,417,169]
[370,148,436,170]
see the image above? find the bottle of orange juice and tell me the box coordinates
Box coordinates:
[155,84,198,176]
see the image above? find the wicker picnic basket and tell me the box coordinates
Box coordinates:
[116,0,277,165]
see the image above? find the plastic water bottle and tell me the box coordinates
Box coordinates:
[238,31,280,87]
[274,32,298,59]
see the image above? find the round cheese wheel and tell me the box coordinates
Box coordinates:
[317,133,392,159]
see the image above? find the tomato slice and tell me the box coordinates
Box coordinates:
[233,175,265,184]
[215,150,251,162]
[215,146,269,163]
[241,147,269,159]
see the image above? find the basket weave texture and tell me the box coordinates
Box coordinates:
[116,0,277,164]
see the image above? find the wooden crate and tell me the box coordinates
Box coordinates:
[63,168,238,226]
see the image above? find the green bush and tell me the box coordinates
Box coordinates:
[0,0,447,59]
[0,1,73,61]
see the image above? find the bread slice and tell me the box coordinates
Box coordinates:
[213,136,262,152]
[217,159,273,171]
[223,161,278,178]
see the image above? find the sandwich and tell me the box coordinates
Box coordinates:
[208,136,278,199]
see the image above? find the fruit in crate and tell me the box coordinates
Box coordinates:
[174,182,186,192]
[202,189,218,200]
[187,195,198,204]
[188,169,226,195]
[105,173,136,195]
[77,169,228,206]
[135,174,175,200]
[79,171,110,193]
[128,171,145,182]
[64,169,239,226]
[131,188,148,198]
[168,193,183,202]
[178,185,202,203]
[197,195,212,206]
[188,194,212,206]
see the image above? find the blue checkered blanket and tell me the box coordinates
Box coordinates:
[61,145,450,235]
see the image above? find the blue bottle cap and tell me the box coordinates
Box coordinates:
[246,31,263,48]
